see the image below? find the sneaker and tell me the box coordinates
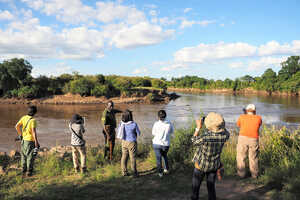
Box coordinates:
[163,169,169,174]
[158,173,163,178]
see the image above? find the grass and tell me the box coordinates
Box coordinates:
[1,125,300,199]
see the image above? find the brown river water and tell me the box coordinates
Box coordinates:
[1,93,300,152]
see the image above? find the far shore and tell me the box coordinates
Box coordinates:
[0,91,180,105]
[168,87,300,97]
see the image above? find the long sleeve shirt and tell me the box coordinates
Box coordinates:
[152,119,174,146]
[192,129,230,172]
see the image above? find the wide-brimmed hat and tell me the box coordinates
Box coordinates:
[204,112,225,133]
[71,114,83,124]
[246,104,256,111]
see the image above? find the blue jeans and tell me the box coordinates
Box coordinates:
[191,168,217,200]
[153,144,169,173]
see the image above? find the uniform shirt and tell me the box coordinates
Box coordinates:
[237,114,262,139]
[16,115,37,142]
[101,109,121,129]
[192,129,230,172]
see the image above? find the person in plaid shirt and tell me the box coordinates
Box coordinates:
[191,112,230,200]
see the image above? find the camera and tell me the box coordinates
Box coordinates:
[32,148,39,156]
[15,135,22,141]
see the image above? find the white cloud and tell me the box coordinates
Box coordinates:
[159,17,177,26]
[258,40,300,56]
[21,0,44,10]
[132,68,148,74]
[161,62,188,71]
[32,62,74,77]
[109,22,175,49]
[0,10,14,20]
[149,10,157,17]
[247,56,287,71]
[183,8,192,13]
[229,62,244,69]
[174,42,257,63]
[0,17,106,60]
[180,19,216,29]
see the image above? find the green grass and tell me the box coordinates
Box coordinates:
[1,125,300,199]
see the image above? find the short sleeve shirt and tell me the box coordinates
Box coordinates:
[17,115,37,141]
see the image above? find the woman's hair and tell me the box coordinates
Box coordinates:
[28,105,37,116]
[122,109,133,122]
[71,114,83,124]
[158,110,166,120]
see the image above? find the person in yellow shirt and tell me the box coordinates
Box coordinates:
[15,105,40,176]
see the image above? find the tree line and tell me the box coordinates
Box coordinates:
[0,56,299,99]
[0,58,167,99]
[167,56,300,93]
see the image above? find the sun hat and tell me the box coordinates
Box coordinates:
[246,104,256,111]
[204,112,225,133]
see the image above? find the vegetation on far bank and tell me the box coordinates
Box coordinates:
[1,124,300,200]
[0,56,299,101]
[167,56,300,94]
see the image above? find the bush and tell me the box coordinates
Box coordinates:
[91,84,110,97]
[69,78,94,96]
[16,85,39,98]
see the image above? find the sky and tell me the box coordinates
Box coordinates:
[0,0,300,80]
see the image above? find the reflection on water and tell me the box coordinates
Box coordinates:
[0,93,299,152]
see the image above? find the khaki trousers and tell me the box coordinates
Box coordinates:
[237,136,259,178]
[72,146,86,169]
[121,140,137,175]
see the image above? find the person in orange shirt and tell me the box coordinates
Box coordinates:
[236,104,262,178]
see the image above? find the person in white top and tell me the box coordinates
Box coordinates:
[152,110,174,177]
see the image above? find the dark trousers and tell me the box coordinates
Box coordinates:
[153,144,169,173]
[103,130,115,161]
[191,168,217,200]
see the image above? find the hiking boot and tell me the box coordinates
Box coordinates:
[74,167,80,173]
[132,172,139,178]
[27,171,33,177]
[163,169,169,174]
[158,173,163,178]
[81,167,87,174]
[122,172,129,176]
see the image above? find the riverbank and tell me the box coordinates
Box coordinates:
[1,125,300,199]
[0,90,180,105]
[168,87,299,97]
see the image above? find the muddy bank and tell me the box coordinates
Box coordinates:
[0,90,180,105]
[168,87,299,97]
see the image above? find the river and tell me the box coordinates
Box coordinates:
[1,93,300,152]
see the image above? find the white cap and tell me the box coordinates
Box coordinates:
[246,104,256,111]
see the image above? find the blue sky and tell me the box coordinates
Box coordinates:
[0,0,300,80]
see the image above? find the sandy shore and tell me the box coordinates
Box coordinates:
[0,92,179,105]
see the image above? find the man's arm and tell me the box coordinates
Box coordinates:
[32,127,40,148]
[15,122,22,136]
[113,109,122,114]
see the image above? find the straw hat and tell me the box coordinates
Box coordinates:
[204,112,225,133]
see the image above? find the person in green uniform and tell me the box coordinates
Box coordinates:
[101,101,122,161]
[15,105,40,176]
